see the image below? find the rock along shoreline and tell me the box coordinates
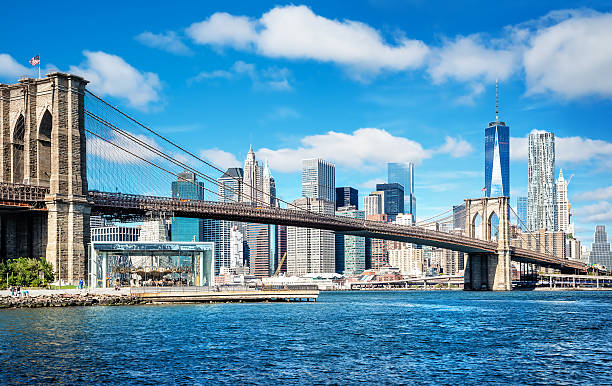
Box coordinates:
[0,293,151,309]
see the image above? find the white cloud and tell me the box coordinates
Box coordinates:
[435,136,473,158]
[135,31,192,55]
[187,12,258,49]
[70,51,162,109]
[0,54,31,80]
[358,178,386,190]
[574,186,612,202]
[573,201,612,223]
[428,35,520,84]
[188,5,429,76]
[524,11,612,99]
[455,83,485,106]
[190,60,292,91]
[200,148,241,171]
[511,130,612,165]
[256,128,470,173]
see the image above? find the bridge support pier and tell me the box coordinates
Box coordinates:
[45,195,90,285]
[464,251,511,291]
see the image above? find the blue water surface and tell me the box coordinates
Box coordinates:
[1,291,611,385]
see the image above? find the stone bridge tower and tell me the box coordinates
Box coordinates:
[0,73,90,284]
[463,196,511,290]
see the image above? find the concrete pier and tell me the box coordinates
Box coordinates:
[130,287,319,303]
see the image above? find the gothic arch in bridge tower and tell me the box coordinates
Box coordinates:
[471,212,482,240]
[0,74,90,285]
[463,196,511,291]
[488,211,499,241]
[12,114,25,184]
[37,110,52,186]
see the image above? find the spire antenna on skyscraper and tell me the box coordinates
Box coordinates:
[495,78,499,122]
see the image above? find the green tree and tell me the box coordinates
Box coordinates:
[0,258,54,288]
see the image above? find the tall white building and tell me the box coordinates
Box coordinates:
[243,145,263,205]
[527,131,556,232]
[364,191,383,216]
[229,225,244,269]
[302,158,335,204]
[287,197,335,276]
[555,169,570,232]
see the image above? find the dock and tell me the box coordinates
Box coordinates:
[130,286,319,303]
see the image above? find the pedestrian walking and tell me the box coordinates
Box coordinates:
[9,285,14,297]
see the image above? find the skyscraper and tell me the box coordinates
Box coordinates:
[527,131,555,232]
[375,183,404,222]
[241,147,274,277]
[453,204,466,231]
[302,158,335,204]
[516,196,528,231]
[590,225,612,268]
[287,197,335,275]
[484,82,510,198]
[335,206,366,275]
[555,169,570,232]
[243,145,263,205]
[367,214,388,269]
[388,162,416,220]
[171,172,205,241]
[218,167,243,203]
[263,160,278,207]
[364,192,383,216]
[206,167,244,273]
[335,187,358,209]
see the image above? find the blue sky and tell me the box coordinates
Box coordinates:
[2,0,612,245]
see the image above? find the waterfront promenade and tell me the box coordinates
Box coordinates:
[0,286,318,308]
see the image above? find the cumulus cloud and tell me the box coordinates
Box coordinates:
[187,12,258,49]
[574,185,612,202]
[524,10,612,99]
[187,5,429,76]
[190,60,292,90]
[428,35,520,84]
[0,54,30,80]
[256,128,470,173]
[69,51,162,109]
[511,130,612,165]
[572,201,612,223]
[135,31,192,55]
[435,136,474,158]
[200,148,241,170]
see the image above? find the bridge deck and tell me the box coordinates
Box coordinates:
[0,183,587,272]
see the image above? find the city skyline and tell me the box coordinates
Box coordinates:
[2,1,611,245]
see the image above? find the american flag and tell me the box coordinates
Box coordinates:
[29,55,40,66]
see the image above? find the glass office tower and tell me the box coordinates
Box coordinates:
[484,121,510,198]
[388,162,416,221]
[171,172,205,241]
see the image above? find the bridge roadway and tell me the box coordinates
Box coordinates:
[89,191,585,271]
[0,183,586,272]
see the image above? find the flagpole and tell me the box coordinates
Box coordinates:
[38,59,41,80]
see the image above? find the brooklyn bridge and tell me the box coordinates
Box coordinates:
[0,73,587,290]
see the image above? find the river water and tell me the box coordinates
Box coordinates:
[1,291,611,384]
